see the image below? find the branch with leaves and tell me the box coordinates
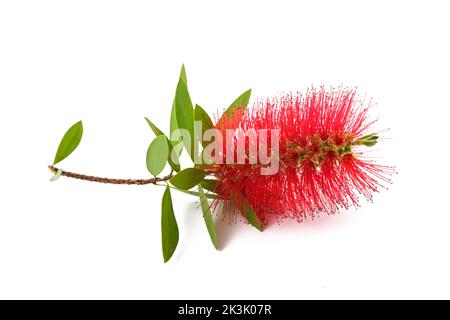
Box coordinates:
[49,65,393,263]
[49,65,261,263]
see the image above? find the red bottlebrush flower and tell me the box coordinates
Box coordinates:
[210,87,394,224]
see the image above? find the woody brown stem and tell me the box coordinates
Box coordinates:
[48,166,173,185]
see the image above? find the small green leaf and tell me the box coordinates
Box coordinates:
[146,135,169,176]
[161,186,179,263]
[362,140,377,147]
[242,198,263,231]
[200,179,217,192]
[174,79,195,160]
[170,168,206,190]
[198,185,219,249]
[194,104,214,148]
[144,117,165,137]
[53,121,83,165]
[144,117,180,172]
[168,185,222,199]
[224,89,252,119]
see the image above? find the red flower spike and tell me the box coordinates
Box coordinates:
[210,87,395,224]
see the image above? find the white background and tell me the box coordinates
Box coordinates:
[0,0,449,299]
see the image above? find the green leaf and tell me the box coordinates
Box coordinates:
[174,79,195,160]
[166,139,181,172]
[198,185,219,249]
[200,179,217,192]
[225,89,252,119]
[242,198,263,231]
[146,135,169,176]
[53,120,83,165]
[194,104,214,148]
[170,101,180,146]
[362,140,377,147]
[170,168,206,190]
[179,64,187,85]
[144,117,180,172]
[161,186,179,263]
[170,65,188,156]
[170,105,184,158]
[167,185,222,199]
[144,117,165,137]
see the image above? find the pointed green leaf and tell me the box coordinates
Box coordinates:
[170,65,187,156]
[179,64,187,85]
[146,135,169,176]
[362,140,377,147]
[195,104,214,132]
[242,198,263,231]
[174,79,195,160]
[194,104,214,148]
[198,185,219,249]
[53,121,83,165]
[167,185,222,199]
[144,117,180,172]
[144,117,165,137]
[170,107,184,158]
[200,179,217,193]
[170,168,206,190]
[172,140,184,157]
[166,139,181,172]
[225,89,251,118]
[170,101,178,133]
[161,187,179,263]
